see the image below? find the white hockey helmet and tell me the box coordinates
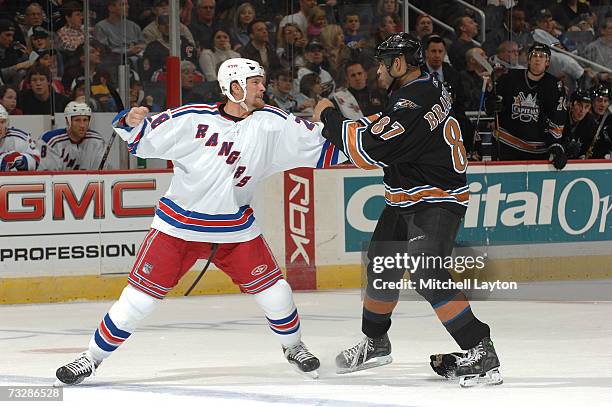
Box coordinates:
[217,58,265,104]
[0,104,8,120]
[64,101,92,123]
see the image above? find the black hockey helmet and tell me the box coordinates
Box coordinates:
[591,84,611,101]
[570,88,592,104]
[375,32,423,70]
[527,42,551,58]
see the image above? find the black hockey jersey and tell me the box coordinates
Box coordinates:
[587,113,612,159]
[321,72,468,215]
[490,69,566,160]
[563,112,598,158]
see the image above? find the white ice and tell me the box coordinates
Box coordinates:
[1,290,611,407]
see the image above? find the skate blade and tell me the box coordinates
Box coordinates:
[53,379,66,388]
[289,364,319,379]
[459,368,503,387]
[336,355,393,374]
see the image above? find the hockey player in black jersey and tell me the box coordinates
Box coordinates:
[485,43,568,168]
[564,89,598,158]
[313,33,502,387]
[586,85,612,159]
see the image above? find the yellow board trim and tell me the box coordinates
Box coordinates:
[2,256,612,304]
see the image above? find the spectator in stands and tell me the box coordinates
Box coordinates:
[39,102,106,171]
[414,14,434,42]
[582,17,612,85]
[371,14,400,48]
[239,19,281,74]
[94,0,145,58]
[552,0,591,30]
[297,40,335,97]
[57,1,85,53]
[533,8,556,37]
[70,77,101,112]
[143,0,195,47]
[299,72,323,116]
[29,27,52,55]
[331,61,386,119]
[375,0,402,32]
[180,60,206,103]
[320,24,351,80]
[0,19,32,87]
[0,105,40,172]
[230,2,256,51]
[18,2,46,46]
[269,69,313,114]
[142,13,198,82]
[199,28,240,81]
[491,40,525,73]
[279,0,317,36]
[276,23,307,70]
[343,12,366,49]
[0,85,22,115]
[17,64,70,114]
[25,49,64,95]
[62,43,104,93]
[483,7,533,57]
[459,47,490,111]
[423,35,462,103]
[129,79,161,112]
[448,15,480,71]
[307,6,328,39]
[190,0,218,50]
[564,88,598,158]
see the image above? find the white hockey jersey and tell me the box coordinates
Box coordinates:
[0,127,41,171]
[112,103,342,243]
[39,128,106,171]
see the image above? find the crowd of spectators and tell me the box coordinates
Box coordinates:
[0,0,611,169]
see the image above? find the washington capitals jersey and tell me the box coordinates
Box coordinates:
[0,127,41,171]
[112,103,342,243]
[39,128,106,171]
[321,72,468,215]
[492,69,566,157]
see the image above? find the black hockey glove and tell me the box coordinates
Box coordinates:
[549,144,567,170]
[484,95,503,115]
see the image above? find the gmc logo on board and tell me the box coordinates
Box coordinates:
[0,180,157,221]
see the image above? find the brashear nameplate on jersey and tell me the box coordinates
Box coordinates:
[423,86,453,131]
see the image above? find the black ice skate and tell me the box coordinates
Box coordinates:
[429,352,466,379]
[455,337,503,387]
[283,341,320,379]
[55,351,100,386]
[335,333,392,374]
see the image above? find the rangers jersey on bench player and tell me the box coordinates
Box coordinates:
[0,127,41,171]
[39,128,106,170]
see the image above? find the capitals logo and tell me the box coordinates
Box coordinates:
[511,92,539,123]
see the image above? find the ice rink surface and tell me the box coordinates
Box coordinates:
[1,289,611,407]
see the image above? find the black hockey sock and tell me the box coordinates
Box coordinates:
[362,308,392,338]
[448,316,491,350]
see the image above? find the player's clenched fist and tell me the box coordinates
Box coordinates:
[312,98,334,122]
[126,106,149,127]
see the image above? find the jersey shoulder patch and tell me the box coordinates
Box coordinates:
[7,128,29,140]
[259,105,289,120]
[41,128,68,144]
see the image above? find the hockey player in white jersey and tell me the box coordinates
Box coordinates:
[39,102,106,171]
[55,58,342,386]
[0,105,40,171]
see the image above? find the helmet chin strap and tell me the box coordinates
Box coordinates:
[226,83,252,113]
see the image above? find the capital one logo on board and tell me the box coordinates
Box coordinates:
[343,170,612,252]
